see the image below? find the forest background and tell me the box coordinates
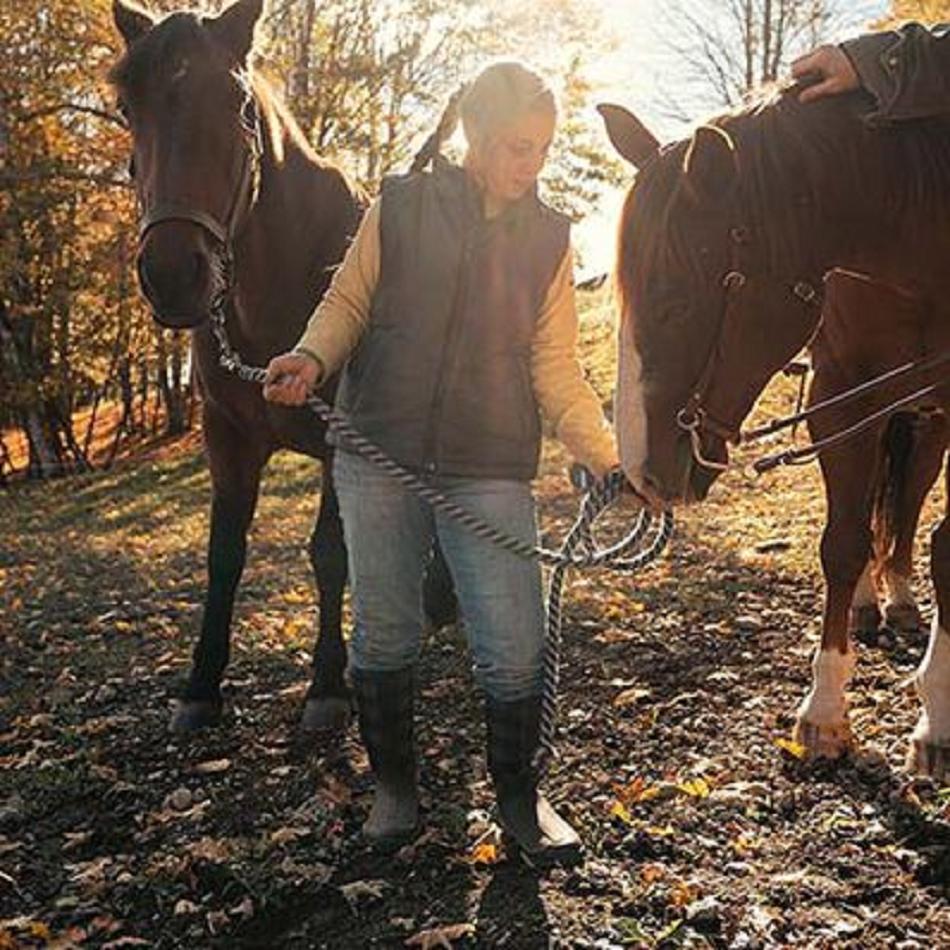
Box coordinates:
[0,0,923,481]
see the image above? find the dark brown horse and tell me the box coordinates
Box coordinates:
[110,0,361,733]
[599,86,950,780]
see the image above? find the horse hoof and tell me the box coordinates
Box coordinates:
[299,696,352,735]
[884,601,923,633]
[169,700,223,733]
[849,603,881,635]
[908,721,950,782]
[792,718,852,760]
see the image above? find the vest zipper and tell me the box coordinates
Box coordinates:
[422,234,474,474]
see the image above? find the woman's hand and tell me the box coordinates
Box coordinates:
[792,45,861,102]
[263,351,322,406]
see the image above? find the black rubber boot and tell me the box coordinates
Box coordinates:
[486,694,582,868]
[352,667,419,850]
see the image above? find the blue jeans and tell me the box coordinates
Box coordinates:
[333,450,546,702]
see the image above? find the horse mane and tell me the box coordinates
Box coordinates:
[108,11,359,193]
[617,81,950,324]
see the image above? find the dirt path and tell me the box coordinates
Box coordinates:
[2,366,949,948]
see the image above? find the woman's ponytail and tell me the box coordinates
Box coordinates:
[409,83,468,173]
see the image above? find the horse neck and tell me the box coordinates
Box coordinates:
[729,100,882,284]
[231,109,355,355]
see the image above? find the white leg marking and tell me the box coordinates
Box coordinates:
[912,618,950,748]
[797,647,856,729]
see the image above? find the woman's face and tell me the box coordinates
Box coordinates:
[472,108,556,209]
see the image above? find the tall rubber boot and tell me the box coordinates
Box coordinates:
[352,667,419,850]
[486,694,582,868]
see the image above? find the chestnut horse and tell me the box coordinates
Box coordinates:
[599,87,950,780]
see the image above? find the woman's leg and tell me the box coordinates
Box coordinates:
[333,450,434,847]
[434,477,581,866]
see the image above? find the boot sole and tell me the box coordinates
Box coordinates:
[502,831,584,869]
[363,825,419,854]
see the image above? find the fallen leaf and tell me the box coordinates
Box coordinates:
[774,737,807,760]
[270,826,310,846]
[405,922,475,948]
[193,758,231,775]
[339,879,387,909]
[613,687,652,708]
[677,777,711,799]
[467,842,498,865]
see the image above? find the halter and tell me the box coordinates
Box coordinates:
[675,220,823,471]
[136,71,263,267]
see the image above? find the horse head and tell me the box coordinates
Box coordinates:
[110,0,265,329]
[600,102,823,507]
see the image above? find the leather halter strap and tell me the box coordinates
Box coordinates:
[675,224,823,469]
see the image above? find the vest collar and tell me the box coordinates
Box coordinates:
[430,155,545,232]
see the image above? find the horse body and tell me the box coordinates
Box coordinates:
[600,87,950,778]
[111,0,361,731]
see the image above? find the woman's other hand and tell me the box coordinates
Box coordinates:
[263,351,322,406]
[792,45,861,103]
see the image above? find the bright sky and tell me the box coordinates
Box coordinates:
[573,0,889,276]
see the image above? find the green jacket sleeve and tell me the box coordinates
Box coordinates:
[841,22,950,123]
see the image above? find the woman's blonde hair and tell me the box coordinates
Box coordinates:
[411,62,557,172]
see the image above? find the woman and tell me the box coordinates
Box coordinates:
[263,62,619,867]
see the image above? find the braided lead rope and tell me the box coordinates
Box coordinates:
[208,290,673,774]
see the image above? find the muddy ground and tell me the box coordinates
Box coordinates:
[2,325,949,948]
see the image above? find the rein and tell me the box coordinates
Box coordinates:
[134,86,674,776]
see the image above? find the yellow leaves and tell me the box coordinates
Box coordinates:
[609,800,632,824]
[282,588,312,605]
[730,833,760,857]
[640,863,666,884]
[774,737,807,760]
[612,776,662,806]
[669,881,698,908]
[405,923,475,948]
[676,777,711,799]
[610,774,713,820]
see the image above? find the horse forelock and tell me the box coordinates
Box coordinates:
[615,140,696,329]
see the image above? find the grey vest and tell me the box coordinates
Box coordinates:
[335,158,570,480]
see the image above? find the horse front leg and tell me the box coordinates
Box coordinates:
[171,409,266,732]
[909,472,950,781]
[793,442,876,759]
[300,457,352,734]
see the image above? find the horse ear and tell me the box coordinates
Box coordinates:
[682,126,738,203]
[596,103,660,169]
[208,0,265,62]
[113,0,153,47]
